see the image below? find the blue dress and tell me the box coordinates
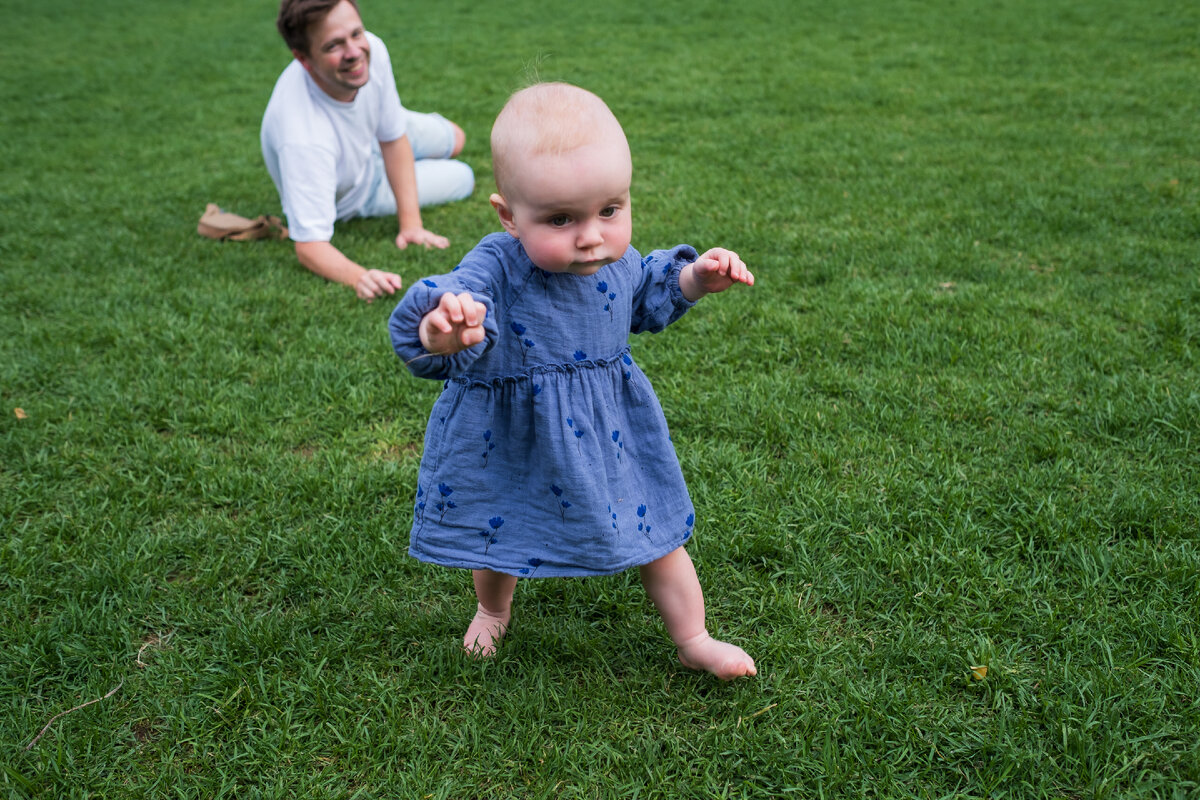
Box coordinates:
[389,233,700,578]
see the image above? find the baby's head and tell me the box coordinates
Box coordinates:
[489,83,633,275]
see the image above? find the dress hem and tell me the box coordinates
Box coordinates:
[407,530,692,579]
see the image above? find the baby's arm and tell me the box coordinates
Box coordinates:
[678,248,754,302]
[419,291,489,355]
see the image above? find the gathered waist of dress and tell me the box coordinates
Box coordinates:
[448,347,634,389]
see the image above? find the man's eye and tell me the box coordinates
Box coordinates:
[548,215,570,227]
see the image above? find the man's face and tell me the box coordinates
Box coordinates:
[294,0,370,102]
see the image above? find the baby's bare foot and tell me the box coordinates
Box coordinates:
[463,604,510,658]
[676,633,757,680]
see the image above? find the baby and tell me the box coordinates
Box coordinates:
[388,82,756,679]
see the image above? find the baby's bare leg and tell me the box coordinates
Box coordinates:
[464,569,517,657]
[639,547,756,680]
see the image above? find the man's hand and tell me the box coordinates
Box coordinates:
[295,241,404,303]
[356,268,403,302]
[418,291,488,355]
[679,248,754,302]
[396,228,450,250]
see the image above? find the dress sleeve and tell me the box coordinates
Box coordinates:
[388,275,499,380]
[630,244,699,334]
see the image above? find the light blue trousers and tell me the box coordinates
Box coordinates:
[359,110,475,214]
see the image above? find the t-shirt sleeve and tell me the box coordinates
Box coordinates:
[276,143,339,242]
[369,34,407,143]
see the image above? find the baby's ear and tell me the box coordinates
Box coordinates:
[490,193,519,238]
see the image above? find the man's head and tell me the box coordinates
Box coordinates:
[489,83,633,275]
[277,0,369,102]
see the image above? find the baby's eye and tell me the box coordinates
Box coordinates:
[599,206,618,219]
[548,215,570,227]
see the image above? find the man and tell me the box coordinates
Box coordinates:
[262,0,474,301]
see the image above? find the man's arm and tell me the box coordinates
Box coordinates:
[379,135,449,250]
[294,240,403,302]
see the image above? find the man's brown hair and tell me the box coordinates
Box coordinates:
[276,0,359,55]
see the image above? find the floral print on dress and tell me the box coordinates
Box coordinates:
[567,417,584,454]
[597,280,616,321]
[550,484,572,522]
[436,483,457,522]
[482,429,495,466]
[637,503,652,538]
[511,321,535,366]
[480,515,505,554]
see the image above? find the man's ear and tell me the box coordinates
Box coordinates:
[490,193,519,238]
[292,49,312,73]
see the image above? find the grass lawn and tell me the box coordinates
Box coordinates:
[2,0,1198,796]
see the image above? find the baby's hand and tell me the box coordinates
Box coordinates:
[681,248,754,301]
[419,291,488,355]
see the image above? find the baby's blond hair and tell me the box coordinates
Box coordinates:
[490,82,628,196]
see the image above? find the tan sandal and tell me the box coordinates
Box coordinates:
[197,203,289,241]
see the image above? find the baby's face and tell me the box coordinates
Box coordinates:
[496,137,633,275]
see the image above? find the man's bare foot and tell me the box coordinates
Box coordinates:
[676,632,757,680]
[463,604,510,658]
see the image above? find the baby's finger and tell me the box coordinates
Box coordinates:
[427,309,453,333]
[459,323,486,348]
[438,292,468,324]
[728,255,748,282]
[458,293,484,326]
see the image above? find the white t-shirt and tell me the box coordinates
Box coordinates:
[260,32,407,242]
